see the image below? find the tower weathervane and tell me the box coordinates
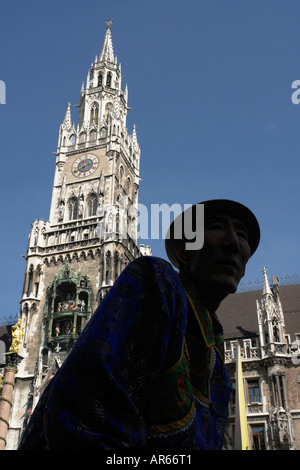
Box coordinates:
[106,19,113,29]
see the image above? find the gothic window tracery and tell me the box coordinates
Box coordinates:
[105,251,112,285]
[89,129,97,141]
[114,251,120,281]
[100,127,107,138]
[22,303,29,347]
[119,165,124,187]
[89,102,99,126]
[68,197,78,220]
[34,264,41,297]
[97,73,102,87]
[104,102,113,123]
[27,265,34,297]
[272,318,280,342]
[126,177,132,198]
[79,132,86,144]
[106,72,112,87]
[88,193,98,217]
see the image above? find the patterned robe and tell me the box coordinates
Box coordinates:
[19,256,231,450]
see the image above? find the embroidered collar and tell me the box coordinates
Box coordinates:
[179,272,224,360]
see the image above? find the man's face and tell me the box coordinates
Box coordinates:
[182,213,252,295]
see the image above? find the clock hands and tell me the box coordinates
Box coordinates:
[72,155,98,177]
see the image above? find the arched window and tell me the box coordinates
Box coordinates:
[89,102,99,126]
[27,265,34,297]
[100,127,107,138]
[35,265,41,297]
[106,72,112,87]
[272,318,280,342]
[68,197,78,220]
[23,303,29,347]
[105,251,112,284]
[69,134,76,145]
[104,102,113,123]
[79,132,86,144]
[97,73,102,86]
[89,129,97,141]
[126,177,131,193]
[119,165,124,186]
[88,194,97,217]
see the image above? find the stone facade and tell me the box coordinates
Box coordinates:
[220,269,300,450]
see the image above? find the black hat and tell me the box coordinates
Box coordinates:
[165,199,260,268]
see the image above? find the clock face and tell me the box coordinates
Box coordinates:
[72,154,99,178]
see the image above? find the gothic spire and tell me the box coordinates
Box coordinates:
[63,102,72,129]
[262,266,272,296]
[132,124,138,150]
[99,19,115,63]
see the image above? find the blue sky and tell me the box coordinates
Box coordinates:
[1,0,300,320]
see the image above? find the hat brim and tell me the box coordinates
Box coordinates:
[165,199,260,269]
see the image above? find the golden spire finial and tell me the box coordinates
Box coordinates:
[106,19,113,29]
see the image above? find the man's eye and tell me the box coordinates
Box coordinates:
[237,230,248,240]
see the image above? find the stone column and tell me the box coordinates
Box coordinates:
[0,353,22,450]
[275,374,283,408]
[280,374,288,408]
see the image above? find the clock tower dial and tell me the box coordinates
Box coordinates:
[72,154,99,178]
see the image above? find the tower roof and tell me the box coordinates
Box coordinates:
[62,102,72,128]
[99,19,115,63]
[262,266,272,296]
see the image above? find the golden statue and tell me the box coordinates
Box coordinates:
[9,319,24,354]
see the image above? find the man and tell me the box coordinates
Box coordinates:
[19,199,260,450]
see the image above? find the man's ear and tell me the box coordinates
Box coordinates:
[172,240,190,267]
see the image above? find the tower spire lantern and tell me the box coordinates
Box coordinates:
[99,19,115,63]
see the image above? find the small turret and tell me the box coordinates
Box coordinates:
[99,19,115,63]
[257,267,288,358]
[57,102,76,151]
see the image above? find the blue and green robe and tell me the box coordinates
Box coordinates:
[19,256,231,450]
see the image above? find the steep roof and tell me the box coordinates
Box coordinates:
[218,283,300,339]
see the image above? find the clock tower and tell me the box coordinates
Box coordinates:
[7,21,144,449]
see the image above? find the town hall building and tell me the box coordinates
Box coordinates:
[0,22,299,451]
[3,21,150,449]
